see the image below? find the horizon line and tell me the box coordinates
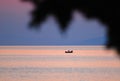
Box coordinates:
[0,45,106,50]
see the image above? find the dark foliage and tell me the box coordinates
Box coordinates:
[21,0,120,55]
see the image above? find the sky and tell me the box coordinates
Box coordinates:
[0,0,107,45]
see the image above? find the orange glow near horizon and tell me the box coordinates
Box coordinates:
[0,46,120,81]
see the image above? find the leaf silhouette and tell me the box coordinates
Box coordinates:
[21,0,120,55]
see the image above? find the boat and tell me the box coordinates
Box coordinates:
[65,50,73,53]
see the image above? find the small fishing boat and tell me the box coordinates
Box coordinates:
[65,50,73,53]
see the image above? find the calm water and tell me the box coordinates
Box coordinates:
[0,46,120,81]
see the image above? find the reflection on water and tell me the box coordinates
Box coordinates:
[0,67,120,81]
[0,55,118,61]
[0,55,120,81]
[0,46,120,81]
[0,67,120,73]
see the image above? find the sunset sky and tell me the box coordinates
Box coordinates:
[0,0,107,45]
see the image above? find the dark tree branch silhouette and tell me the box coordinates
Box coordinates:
[21,0,120,55]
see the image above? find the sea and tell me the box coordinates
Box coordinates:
[0,46,120,81]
